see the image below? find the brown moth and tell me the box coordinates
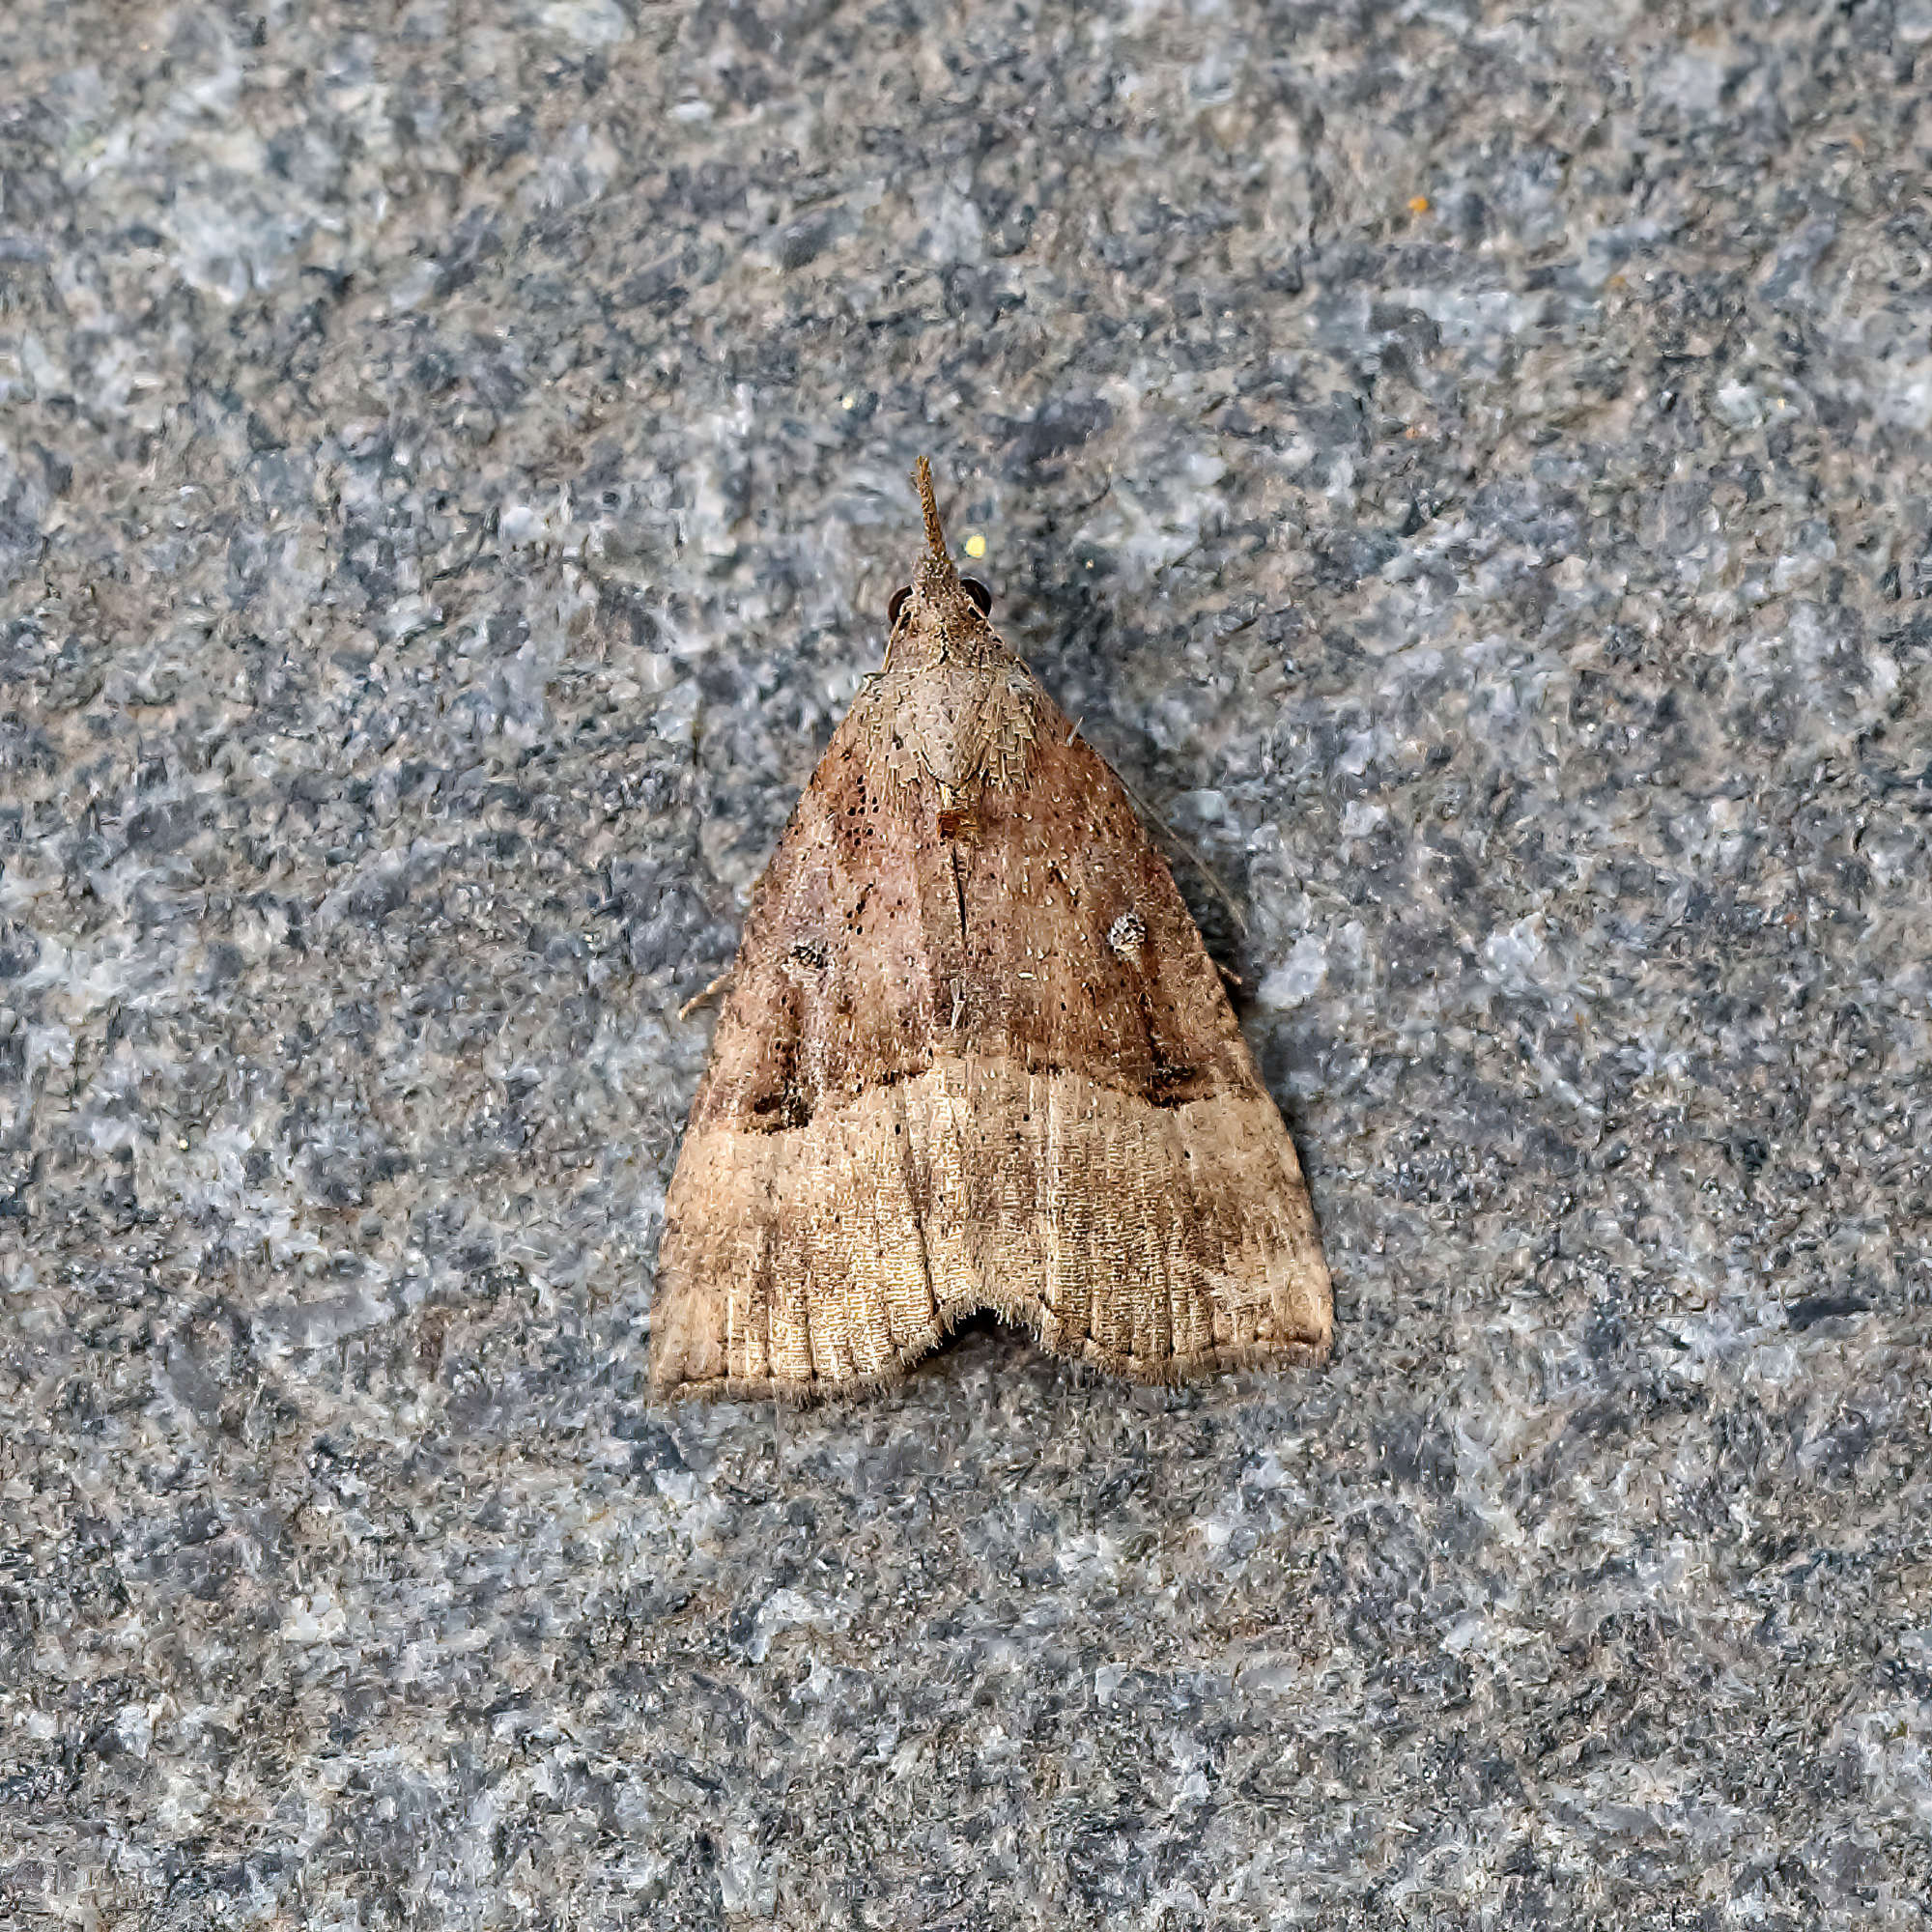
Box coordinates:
[651,458,1331,1398]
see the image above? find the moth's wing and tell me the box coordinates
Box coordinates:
[651,667,1331,1399]
[652,690,958,1397]
[934,687,1332,1377]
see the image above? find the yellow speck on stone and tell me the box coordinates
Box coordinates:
[839,394,855,410]
[964,532,987,559]
[1408,195,1431,214]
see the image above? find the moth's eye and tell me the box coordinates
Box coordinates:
[887,586,911,627]
[961,577,993,616]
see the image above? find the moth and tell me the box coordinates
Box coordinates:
[651,460,1330,1397]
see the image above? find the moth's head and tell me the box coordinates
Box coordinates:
[886,455,994,649]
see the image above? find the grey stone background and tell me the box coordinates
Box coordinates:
[1,0,1928,1924]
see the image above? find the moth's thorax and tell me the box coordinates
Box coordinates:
[869,613,1044,792]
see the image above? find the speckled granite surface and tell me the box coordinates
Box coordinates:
[2,1,1929,1925]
